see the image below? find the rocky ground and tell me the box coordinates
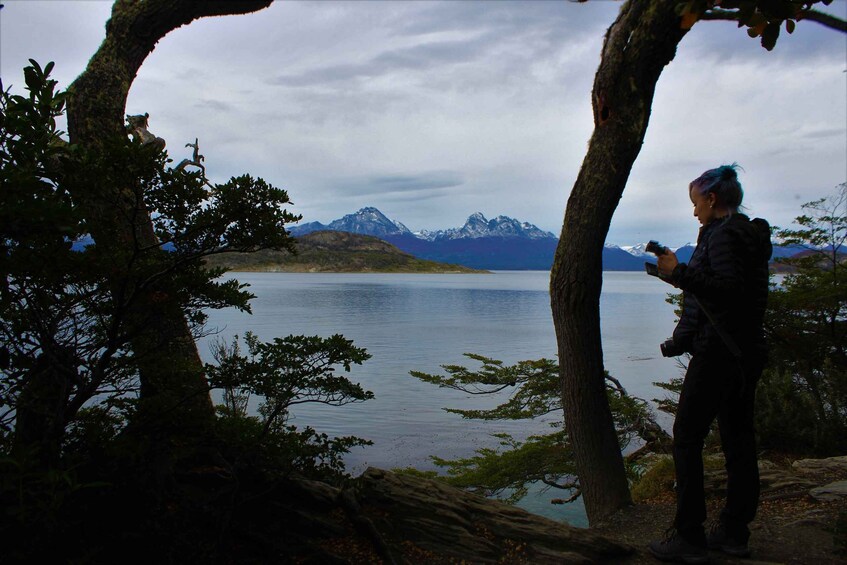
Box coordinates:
[594,455,847,564]
[270,455,846,564]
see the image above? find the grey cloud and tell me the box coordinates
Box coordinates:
[268,33,494,88]
[369,171,465,193]
[390,1,617,40]
[328,171,465,198]
[194,98,235,112]
[371,35,492,71]
[802,127,846,140]
[269,62,375,87]
[264,1,616,92]
[173,67,210,82]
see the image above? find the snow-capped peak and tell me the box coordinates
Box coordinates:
[427,213,556,241]
[326,207,412,237]
[621,243,651,257]
[671,242,695,252]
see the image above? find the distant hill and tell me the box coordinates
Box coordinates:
[381,233,561,270]
[203,231,485,273]
[770,246,847,274]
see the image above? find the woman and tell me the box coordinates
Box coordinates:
[648,165,772,563]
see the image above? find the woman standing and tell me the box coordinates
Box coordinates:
[648,165,772,563]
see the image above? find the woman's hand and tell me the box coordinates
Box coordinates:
[657,249,679,277]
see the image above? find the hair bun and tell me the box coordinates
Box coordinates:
[719,164,738,181]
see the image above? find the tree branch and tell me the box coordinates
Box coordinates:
[801,8,847,32]
[702,7,847,33]
[699,8,740,22]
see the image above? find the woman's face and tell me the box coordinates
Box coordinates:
[690,186,717,226]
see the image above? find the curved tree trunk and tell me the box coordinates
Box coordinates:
[550,0,688,525]
[65,0,272,440]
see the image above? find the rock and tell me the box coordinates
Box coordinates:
[758,466,818,491]
[348,467,634,564]
[705,464,823,496]
[809,480,847,502]
[758,459,777,470]
[785,509,831,528]
[290,476,342,509]
[792,455,847,475]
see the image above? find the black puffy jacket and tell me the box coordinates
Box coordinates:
[669,214,772,357]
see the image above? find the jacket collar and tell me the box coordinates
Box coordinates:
[697,213,748,242]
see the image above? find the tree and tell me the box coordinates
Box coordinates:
[63,0,274,452]
[1,63,377,562]
[0,60,299,467]
[409,354,668,506]
[208,332,373,481]
[759,185,847,454]
[550,0,846,524]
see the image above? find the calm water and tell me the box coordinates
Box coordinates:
[200,271,679,526]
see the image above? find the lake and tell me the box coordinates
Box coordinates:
[200,271,680,527]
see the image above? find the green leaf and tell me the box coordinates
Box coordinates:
[761,22,781,51]
[23,66,39,92]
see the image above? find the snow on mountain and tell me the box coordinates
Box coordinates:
[325,207,412,237]
[621,243,651,257]
[425,212,556,241]
[619,241,694,257]
[291,208,556,242]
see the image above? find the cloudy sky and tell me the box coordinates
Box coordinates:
[2,1,845,246]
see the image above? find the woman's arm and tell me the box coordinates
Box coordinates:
[670,226,746,300]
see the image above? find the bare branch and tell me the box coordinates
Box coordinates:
[551,491,582,505]
[699,8,741,22]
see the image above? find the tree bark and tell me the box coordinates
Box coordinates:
[550,0,688,525]
[65,0,272,438]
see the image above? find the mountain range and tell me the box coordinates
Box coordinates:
[289,207,561,270]
[289,207,640,270]
[289,207,807,271]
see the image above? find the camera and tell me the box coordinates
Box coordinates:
[644,240,667,277]
[645,240,667,256]
[659,338,685,358]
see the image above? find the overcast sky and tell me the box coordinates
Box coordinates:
[2,1,845,246]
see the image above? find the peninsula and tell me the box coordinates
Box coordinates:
[204,231,487,273]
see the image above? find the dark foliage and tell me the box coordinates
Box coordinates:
[409,355,669,504]
[759,186,847,455]
[1,62,375,562]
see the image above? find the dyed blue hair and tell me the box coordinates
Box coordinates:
[690,163,744,212]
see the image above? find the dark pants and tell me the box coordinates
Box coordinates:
[672,351,764,545]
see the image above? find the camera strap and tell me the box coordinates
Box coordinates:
[692,295,747,396]
[691,296,742,359]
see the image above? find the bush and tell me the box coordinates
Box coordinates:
[631,456,675,502]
